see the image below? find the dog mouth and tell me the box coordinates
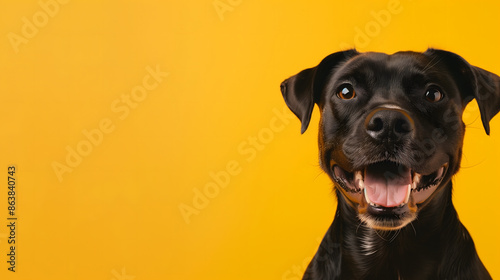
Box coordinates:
[331,161,447,227]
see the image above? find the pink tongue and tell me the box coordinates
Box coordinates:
[364,164,411,207]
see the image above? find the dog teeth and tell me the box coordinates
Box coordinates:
[404,184,411,204]
[364,189,381,207]
[355,170,364,190]
[411,173,422,190]
[364,188,372,205]
[436,166,444,179]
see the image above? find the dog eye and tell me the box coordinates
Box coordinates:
[424,88,443,102]
[337,84,356,100]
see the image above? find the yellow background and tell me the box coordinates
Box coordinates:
[0,0,499,279]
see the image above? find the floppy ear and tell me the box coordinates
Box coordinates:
[470,66,500,135]
[425,49,500,135]
[280,50,359,134]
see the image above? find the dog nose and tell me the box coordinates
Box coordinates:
[364,108,414,141]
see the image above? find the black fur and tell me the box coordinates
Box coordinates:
[281,49,499,279]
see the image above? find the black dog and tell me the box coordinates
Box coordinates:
[280,49,500,279]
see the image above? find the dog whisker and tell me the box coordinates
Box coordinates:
[356,221,363,234]
[389,229,401,243]
[312,170,324,182]
[373,229,389,242]
[422,56,443,72]
[409,221,417,237]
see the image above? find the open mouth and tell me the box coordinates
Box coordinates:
[332,161,447,211]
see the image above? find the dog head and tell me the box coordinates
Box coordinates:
[281,49,500,230]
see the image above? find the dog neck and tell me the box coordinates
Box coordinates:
[305,182,486,279]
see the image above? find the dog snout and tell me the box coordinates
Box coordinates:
[364,107,414,142]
